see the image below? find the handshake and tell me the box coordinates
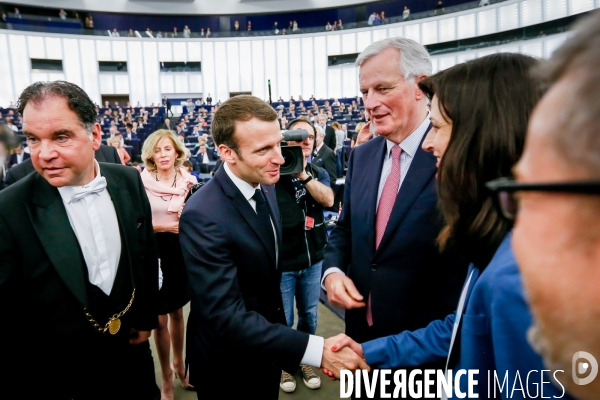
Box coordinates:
[321,334,370,380]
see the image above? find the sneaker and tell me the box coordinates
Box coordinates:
[300,364,321,389]
[280,370,296,393]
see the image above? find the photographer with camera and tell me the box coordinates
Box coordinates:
[276,117,334,393]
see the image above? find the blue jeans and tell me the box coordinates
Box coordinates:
[280,260,322,335]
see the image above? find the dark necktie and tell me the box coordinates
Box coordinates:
[252,189,276,256]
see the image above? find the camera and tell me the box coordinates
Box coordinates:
[280,128,308,175]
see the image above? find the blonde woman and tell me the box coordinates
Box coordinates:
[351,122,365,149]
[332,121,345,176]
[140,129,197,399]
[107,136,130,165]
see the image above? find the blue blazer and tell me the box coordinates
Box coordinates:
[362,235,570,399]
[179,166,309,397]
[323,133,468,343]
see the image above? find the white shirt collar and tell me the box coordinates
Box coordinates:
[384,112,430,158]
[57,160,102,204]
[223,162,261,202]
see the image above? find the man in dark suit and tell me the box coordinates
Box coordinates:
[179,95,366,399]
[2,143,119,188]
[159,117,172,131]
[163,95,173,117]
[316,113,336,151]
[0,81,160,399]
[7,143,30,168]
[322,39,468,398]
[311,125,337,187]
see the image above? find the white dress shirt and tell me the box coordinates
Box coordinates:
[322,113,430,286]
[57,161,121,295]
[198,151,209,164]
[223,162,324,368]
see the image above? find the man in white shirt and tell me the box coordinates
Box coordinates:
[179,95,367,399]
[0,81,160,398]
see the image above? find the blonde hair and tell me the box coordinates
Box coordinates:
[141,129,187,170]
[107,136,122,147]
[331,121,342,131]
[355,122,366,133]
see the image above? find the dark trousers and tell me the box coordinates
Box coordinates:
[12,328,160,400]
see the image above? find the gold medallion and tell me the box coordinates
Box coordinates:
[108,318,121,335]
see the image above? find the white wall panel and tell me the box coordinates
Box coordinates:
[520,41,543,58]
[388,26,403,39]
[499,3,519,31]
[327,34,341,55]
[160,74,174,94]
[127,41,144,102]
[544,35,567,58]
[99,74,115,94]
[288,38,301,98]
[372,28,387,42]
[48,72,65,81]
[214,41,228,102]
[239,41,253,93]
[31,71,48,83]
[276,39,290,100]
[404,24,421,42]
[457,13,476,39]
[439,17,456,41]
[438,55,457,71]
[114,74,130,94]
[251,40,265,100]
[264,40,277,99]
[27,36,45,59]
[341,64,357,99]
[158,41,173,61]
[201,41,216,101]
[327,67,342,100]
[226,41,240,93]
[476,48,498,57]
[111,41,127,61]
[174,74,188,93]
[79,39,99,103]
[521,0,543,25]
[301,37,314,100]
[545,0,568,20]
[570,0,594,13]
[421,21,439,45]
[430,57,440,74]
[187,42,201,61]
[45,37,63,60]
[313,36,327,99]
[188,73,203,93]
[96,40,111,60]
[173,42,187,61]
[341,33,356,54]
[356,31,371,53]
[62,38,81,87]
[456,52,477,64]
[477,9,497,36]
[143,41,161,106]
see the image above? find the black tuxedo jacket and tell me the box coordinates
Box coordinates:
[323,133,468,345]
[180,166,308,398]
[312,143,338,185]
[322,124,336,151]
[2,144,120,188]
[0,163,159,388]
[7,152,30,168]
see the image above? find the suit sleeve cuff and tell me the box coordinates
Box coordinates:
[321,267,345,291]
[300,335,324,368]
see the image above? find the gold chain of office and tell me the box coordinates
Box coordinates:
[83,289,136,335]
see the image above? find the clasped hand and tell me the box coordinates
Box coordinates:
[321,334,369,380]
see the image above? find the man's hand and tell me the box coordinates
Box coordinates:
[322,334,364,379]
[356,121,374,146]
[321,334,370,380]
[324,272,366,309]
[293,156,310,180]
[129,329,152,345]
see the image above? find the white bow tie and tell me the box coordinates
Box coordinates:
[70,176,108,203]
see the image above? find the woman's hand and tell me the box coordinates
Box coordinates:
[153,223,179,234]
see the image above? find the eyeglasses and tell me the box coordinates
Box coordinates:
[486,177,600,220]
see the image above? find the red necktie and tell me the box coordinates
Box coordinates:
[367,144,402,326]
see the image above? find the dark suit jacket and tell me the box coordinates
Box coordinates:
[2,144,120,188]
[312,143,337,186]
[323,134,468,345]
[179,166,308,398]
[0,163,159,390]
[321,124,336,151]
[7,152,30,168]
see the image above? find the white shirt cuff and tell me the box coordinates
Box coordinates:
[321,267,345,291]
[300,335,324,368]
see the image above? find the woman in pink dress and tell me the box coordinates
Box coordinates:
[140,129,197,399]
[108,136,130,165]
